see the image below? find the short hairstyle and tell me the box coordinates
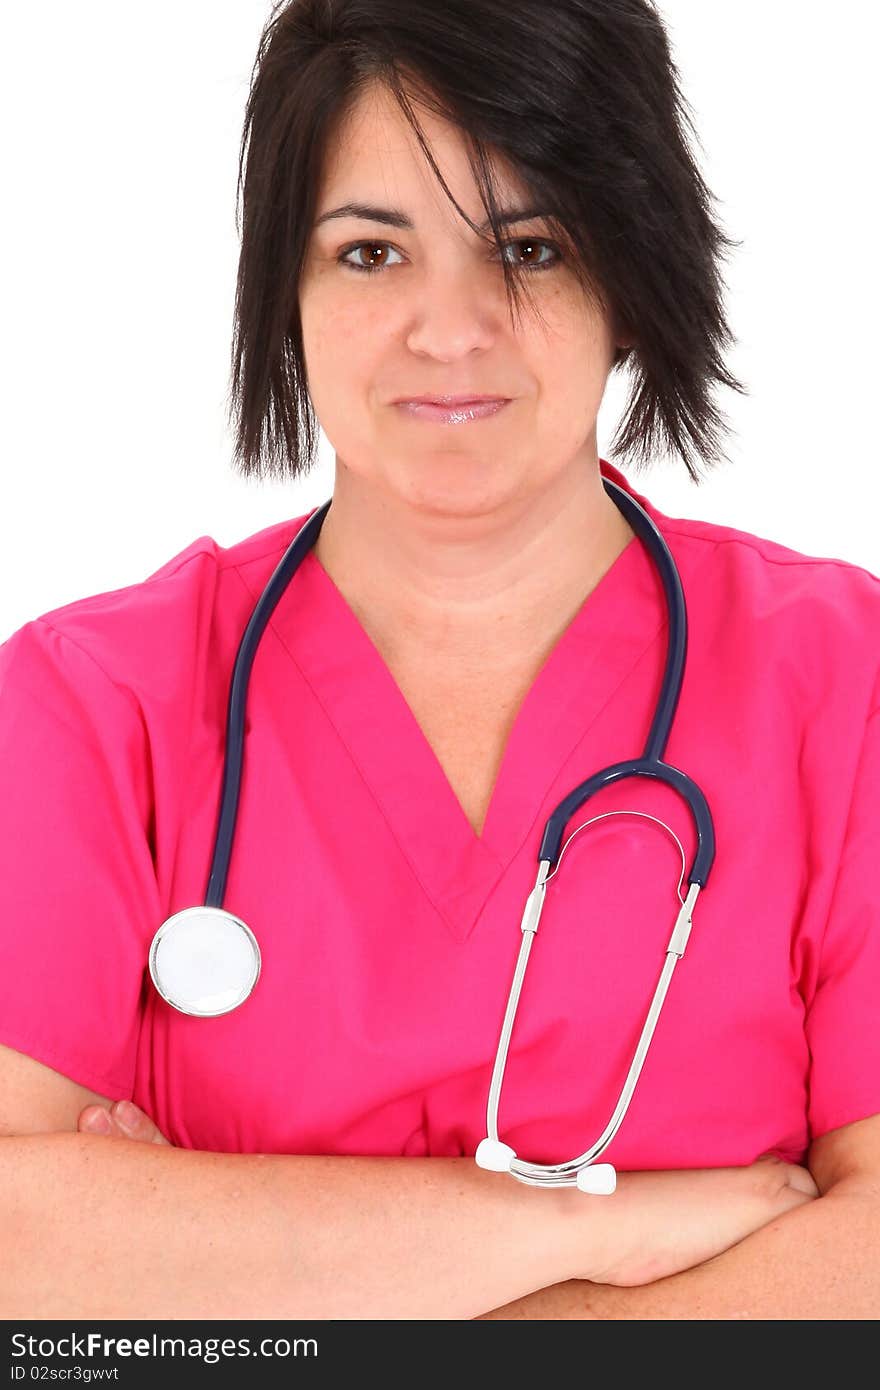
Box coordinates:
[227,0,747,486]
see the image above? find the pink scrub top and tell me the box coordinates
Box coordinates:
[1,458,879,1169]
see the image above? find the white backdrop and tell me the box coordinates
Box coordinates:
[1,0,877,640]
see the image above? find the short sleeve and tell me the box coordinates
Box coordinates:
[0,618,160,1098]
[805,685,880,1141]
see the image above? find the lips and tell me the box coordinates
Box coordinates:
[394,397,511,424]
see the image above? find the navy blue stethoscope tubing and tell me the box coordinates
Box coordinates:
[205,480,716,911]
[205,496,332,909]
[538,481,716,884]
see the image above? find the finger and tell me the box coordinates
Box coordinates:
[111,1099,172,1145]
[78,1105,116,1135]
[784,1165,820,1198]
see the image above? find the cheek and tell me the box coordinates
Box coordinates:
[299,296,382,450]
[301,287,346,363]
[527,307,614,423]
[530,346,608,426]
[301,285,390,387]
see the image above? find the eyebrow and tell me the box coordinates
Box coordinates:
[312,202,550,231]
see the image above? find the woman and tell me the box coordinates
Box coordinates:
[1,0,878,1320]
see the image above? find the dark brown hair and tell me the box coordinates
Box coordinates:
[227,0,747,485]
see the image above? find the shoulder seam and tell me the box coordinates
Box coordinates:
[659,522,880,586]
[29,534,295,714]
[36,533,295,629]
[217,537,293,574]
[34,617,145,723]
[145,534,294,583]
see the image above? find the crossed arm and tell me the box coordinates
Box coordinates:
[82,1101,880,1320]
[479,1113,880,1318]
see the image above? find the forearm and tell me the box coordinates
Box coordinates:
[1,1133,583,1320]
[477,1179,880,1319]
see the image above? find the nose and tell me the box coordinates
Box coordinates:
[404,261,501,361]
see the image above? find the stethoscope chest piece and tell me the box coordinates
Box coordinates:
[148,906,261,1018]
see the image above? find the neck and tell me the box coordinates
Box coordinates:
[311,455,636,664]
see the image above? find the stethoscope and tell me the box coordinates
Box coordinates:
[148,478,716,1194]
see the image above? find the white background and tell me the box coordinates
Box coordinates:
[1,0,877,640]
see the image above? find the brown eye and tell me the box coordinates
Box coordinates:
[354,245,387,270]
[338,242,405,274]
[501,239,559,271]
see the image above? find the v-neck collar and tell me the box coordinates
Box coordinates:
[263,460,677,943]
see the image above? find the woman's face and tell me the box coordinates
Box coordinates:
[299,81,624,519]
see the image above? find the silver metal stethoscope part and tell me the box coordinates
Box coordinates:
[476,810,702,1191]
[148,906,261,1018]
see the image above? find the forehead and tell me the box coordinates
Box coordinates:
[316,80,525,215]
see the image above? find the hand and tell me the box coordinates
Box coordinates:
[78,1099,172,1146]
[575,1154,819,1286]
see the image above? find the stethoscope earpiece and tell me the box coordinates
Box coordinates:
[474,1137,517,1172]
[576,1163,617,1195]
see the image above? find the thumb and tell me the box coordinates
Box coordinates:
[112,1099,172,1144]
